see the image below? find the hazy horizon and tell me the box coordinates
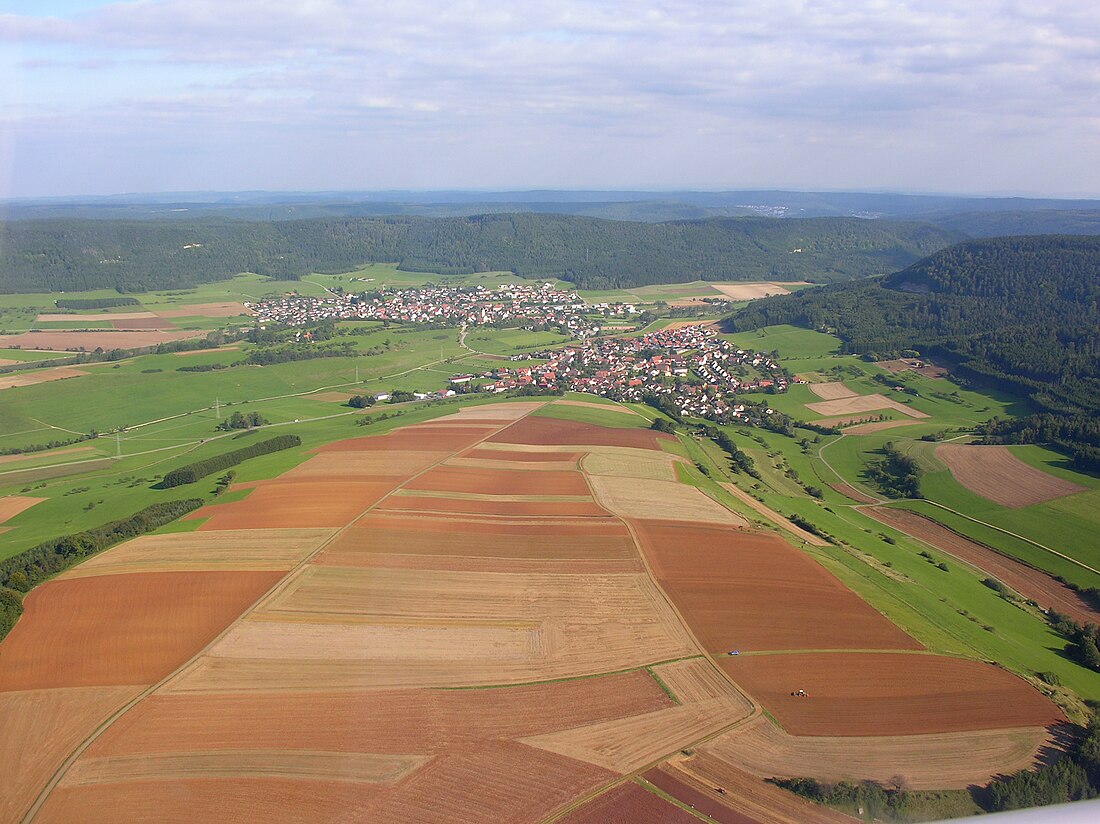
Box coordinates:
[2,1,1098,199]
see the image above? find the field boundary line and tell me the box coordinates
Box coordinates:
[20,402,550,823]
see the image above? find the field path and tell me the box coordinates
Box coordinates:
[20,405,556,823]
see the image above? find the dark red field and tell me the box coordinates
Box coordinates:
[464,448,583,463]
[0,571,281,691]
[405,465,592,496]
[719,652,1065,736]
[558,781,702,824]
[488,416,673,450]
[632,520,921,652]
[195,479,399,529]
[642,768,763,824]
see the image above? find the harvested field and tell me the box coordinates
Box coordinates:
[406,465,591,497]
[0,329,204,350]
[878,358,949,378]
[59,529,337,578]
[806,394,929,418]
[286,450,447,478]
[317,551,640,575]
[590,476,747,526]
[633,520,921,653]
[155,301,251,318]
[174,345,241,356]
[655,754,852,824]
[0,445,95,465]
[381,494,607,517]
[0,571,283,691]
[845,420,922,434]
[808,382,856,400]
[719,652,1064,736]
[720,483,828,546]
[558,781,702,824]
[35,312,158,323]
[553,400,638,415]
[867,506,1100,625]
[444,402,542,420]
[173,567,696,690]
[195,479,400,529]
[308,391,356,403]
[582,449,683,481]
[0,366,88,389]
[489,416,672,450]
[61,751,429,787]
[0,685,143,824]
[829,482,879,504]
[463,447,584,463]
[937,444,1085,508]
[712,282,794,300]
[111,317,173,330]
[702,714,1059,790]
[314,427,493,453]
[0,495,45,523]
[643,767,764,824]
[87,670,673,757]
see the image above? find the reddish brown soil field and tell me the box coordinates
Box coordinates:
[111,317,173,330]
[354,510,631,538]
[937,444,1085,508]
[867,506,1100,626]
[489,416,672,450]
[314,427,493,452]
[829,482,879,504]
[195,479,399,529]
[87,670,671,757]
[0,571,281,691]
[381,495,607,517]
[464,448,583,462]
[643,768,763,824]
[633,520,921,653]
[320,551,641,574]
[720,652,1064,736]
[0,366,89,389]
[406,465,591,497]
[558,781,701,824]
[0,329,203,350]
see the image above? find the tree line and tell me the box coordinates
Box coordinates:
[0,214,961,293]
[156,434,300,488]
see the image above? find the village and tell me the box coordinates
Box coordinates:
[247,282,636,339]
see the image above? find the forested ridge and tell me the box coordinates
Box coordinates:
[0,214,961,292]
[729,236,1100,467]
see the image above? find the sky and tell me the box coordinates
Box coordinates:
[0,0,1098,199]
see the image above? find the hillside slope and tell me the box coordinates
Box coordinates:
[0,214,962,293]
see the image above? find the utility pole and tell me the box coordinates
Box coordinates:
[115,432,121,457]
[355,365,359,383]
[215,397,220,419]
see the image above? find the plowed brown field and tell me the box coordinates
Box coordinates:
[195,479,399,529]
[0,495,45,523]
[633,521,920,653]
[866,506,1100,625]
[405,465,592,496]
[643,767,763,824]
[702,714,1059,790]
[155,302,251,318]
[829,482,879,504]
[111,317,173,330]
[489,416,672,450]
[0,329,203,350]
[0,571,282,690]
[463,448,584,462]
[0,685,143,824]
[719,652,1064,736]
[285,451,447,478]
[937,444,1085,507]
[87,670,672,756]
[314,427,493,452]
[381,495,607,517]
[558,781,702,824]
[0,367,88,389]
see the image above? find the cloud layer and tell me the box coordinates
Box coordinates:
[1,1,1098,196]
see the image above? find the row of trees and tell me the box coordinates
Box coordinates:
[157,434,300,488]
[55,296,139,309]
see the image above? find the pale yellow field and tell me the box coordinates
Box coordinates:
[59,529,339,579]
[444,456,581,472]
[553,400,639,416]
[806,393,930,418]
[711,283,795,300]
[588,475,748,526]
[582,450,683,482]
[808,382,857,400]
[284,451,448,478]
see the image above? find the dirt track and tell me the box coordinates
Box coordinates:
[937,444,1086,508]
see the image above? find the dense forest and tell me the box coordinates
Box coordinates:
[729,236,1100,466]
[0,214,961,292]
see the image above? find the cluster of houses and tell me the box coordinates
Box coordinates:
[460,325,790,423]
[247,283,636,338]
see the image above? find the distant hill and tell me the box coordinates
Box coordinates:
[0,214,962,293]
[729,235,1100,466]
[928,209,1100,238]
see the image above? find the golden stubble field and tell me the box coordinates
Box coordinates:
[0,402,1069,824]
